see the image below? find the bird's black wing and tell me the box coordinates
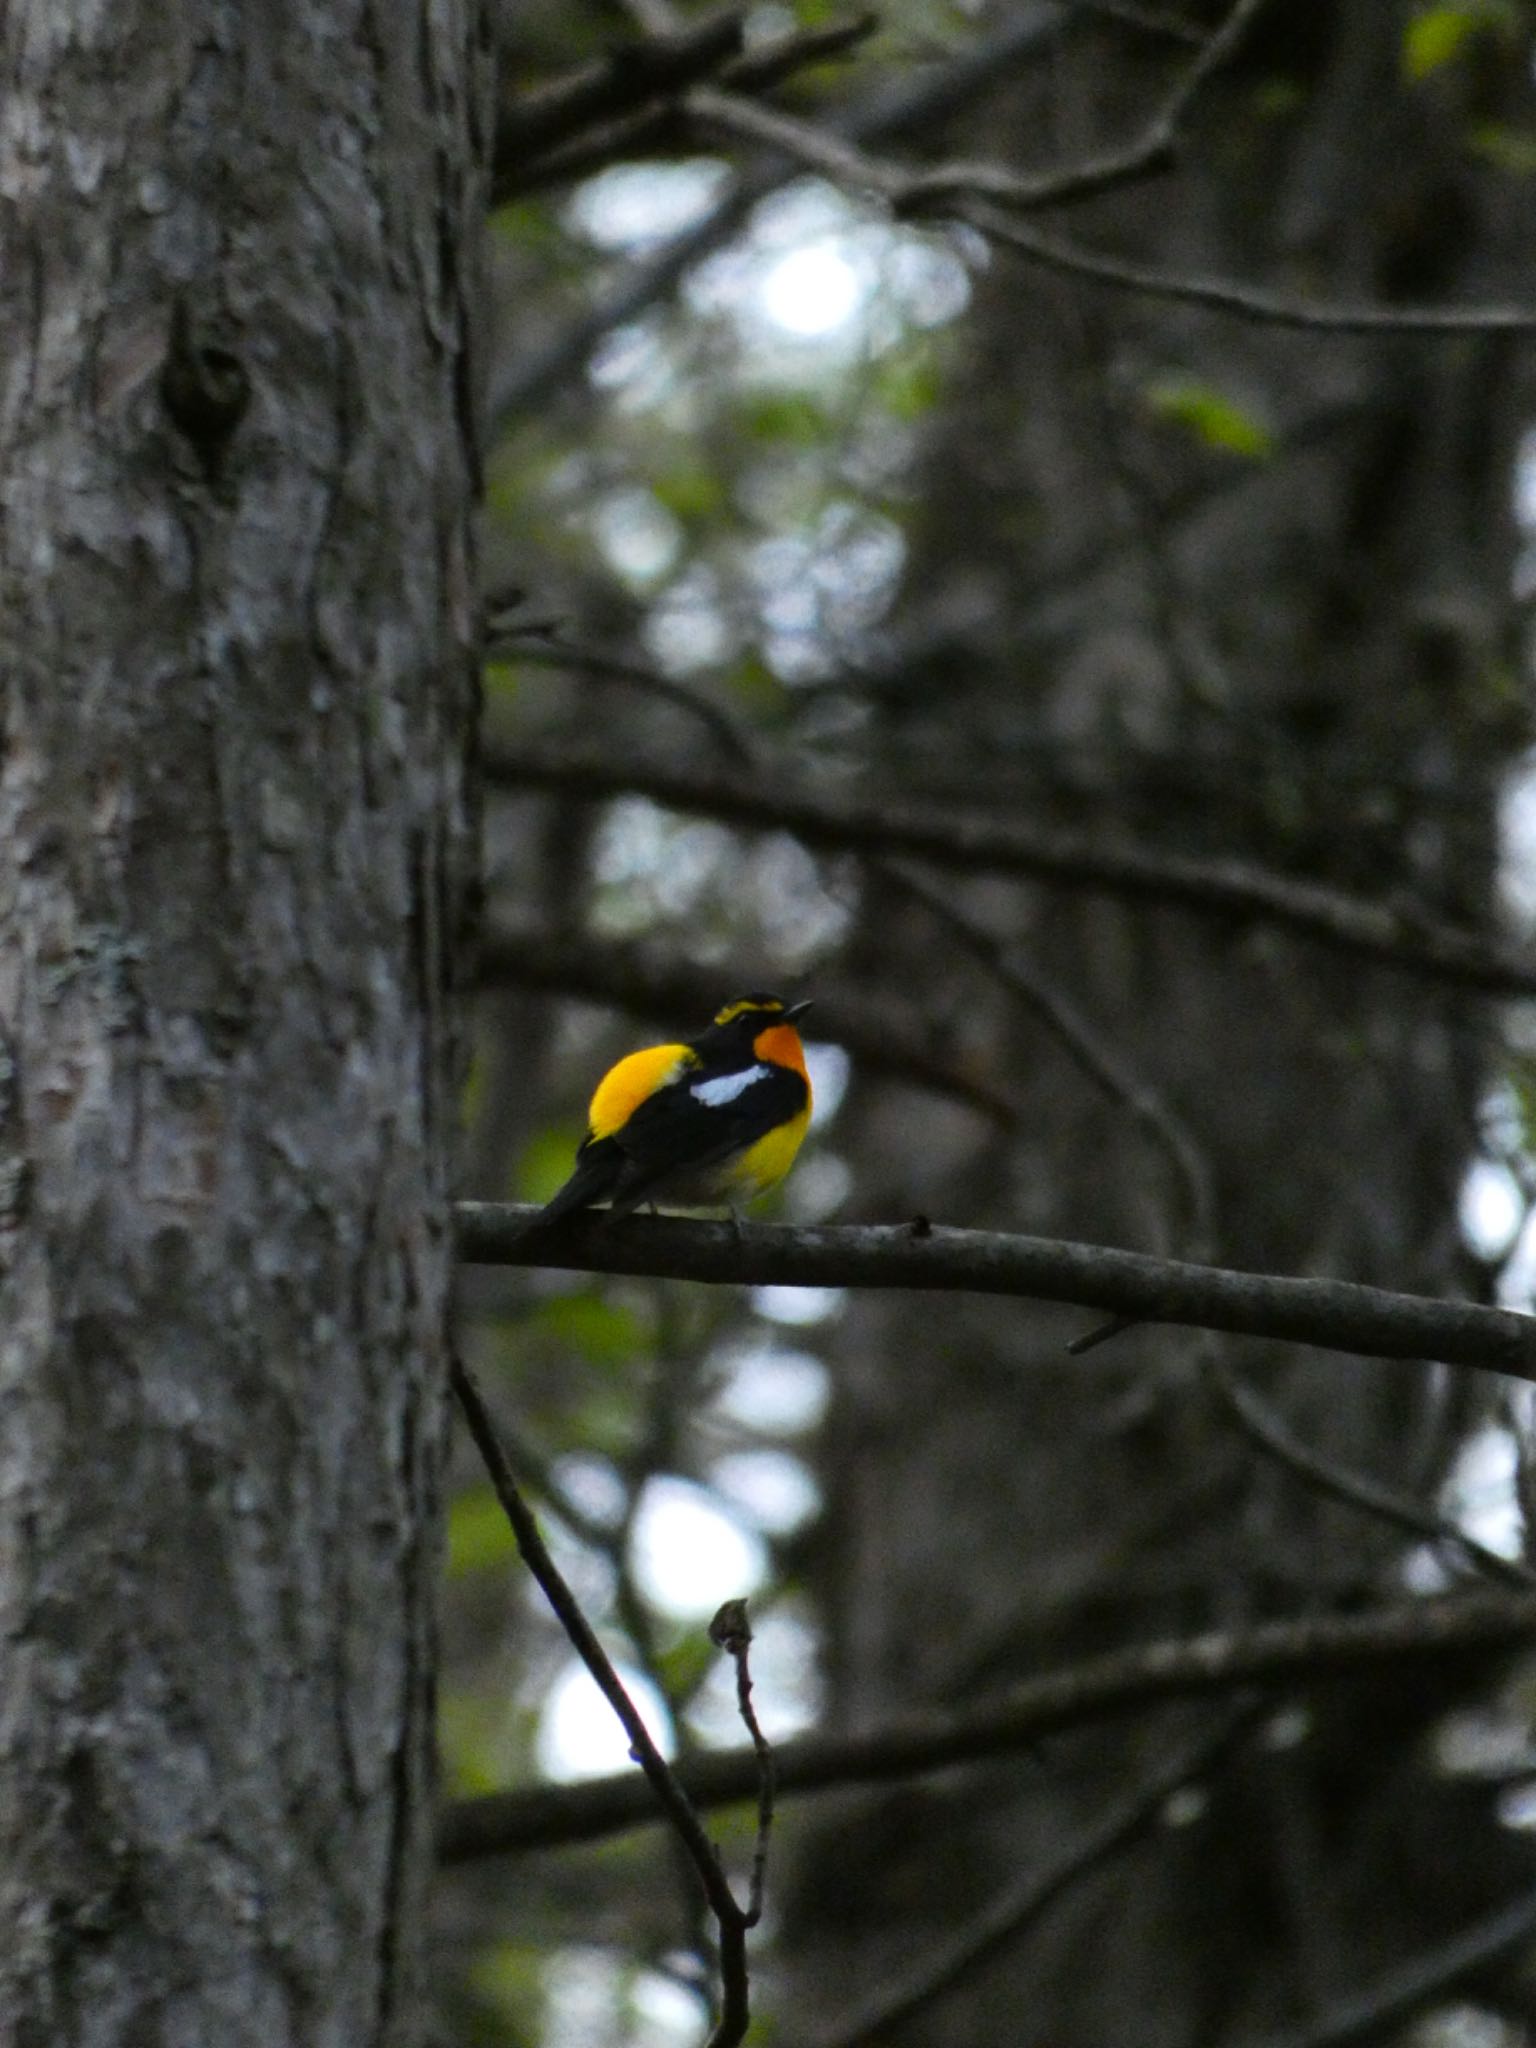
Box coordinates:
[605,1061,808,1215]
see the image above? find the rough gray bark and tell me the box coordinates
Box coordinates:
[0,6,490,2043]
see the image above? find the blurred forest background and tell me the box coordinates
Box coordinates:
[442,2,1536,2042]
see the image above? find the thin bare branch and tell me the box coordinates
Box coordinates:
[487,631,757,765]
[492,7,1065,420]
[884,862,1213,1251]
[960,195,1536,334]
[457,1202,1536,1379]
[449,1354,761,2047]
[681,80,1536,335]
[502,13,880,200]
[1211,1361,1536,1591]
[723,12,879,97]
[810,1710,1258,2048]
[711,0,1270,219]
[496,8,745,177]
[709,1600,776,1928]
[1238,1879,1536,2048]
[438,1590,1536,1860]
[1058,0,1205,42]
[484,740,1536,999]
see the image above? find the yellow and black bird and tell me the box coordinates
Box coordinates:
[534,994,813,1226]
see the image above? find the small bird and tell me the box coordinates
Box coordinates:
[532,994,813,1228]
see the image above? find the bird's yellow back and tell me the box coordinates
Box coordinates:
[586,1043,694,1140]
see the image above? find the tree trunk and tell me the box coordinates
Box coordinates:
[0,6,489,2042]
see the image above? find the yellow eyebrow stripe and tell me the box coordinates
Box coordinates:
[586,1043,694,1140]
[714,997,783,1025]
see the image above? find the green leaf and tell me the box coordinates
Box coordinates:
[879,352,940,423]
[1467,122,1536,175]
[1145,378,1274,459]
[447,1485,518,1577]
[744,392,828,446]
[652,466,726,525]
[467,1940,545,2040]
[653,1630,716,1703]
[531,1292,648,1367]
[516,1124,584,1204]
[1402,2,1514,80]
[481,657,520,703]
[438,1691,522,1799]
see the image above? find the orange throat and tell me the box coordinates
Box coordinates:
[752,1022,810,1092]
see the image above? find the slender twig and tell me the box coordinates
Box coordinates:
[449,1354,760,2047]
[883,862,1213,1251]
[464,1402,622,1551]
[960,195,1536,334]
[709,1600,776,1926]
[854,0,1272,216]
[437,1588,1536,1860]
[681,80,1536,336]
[708,0,1261,220]
[487,632,757,765]
[810,1709,1258,2048]
[1237,1879,1536,2048]
[1509,1384,1536,1567]
[496,7,746,174]
[457,1204,1536,1380]
[723,13,879,97]
[504,14,880,200]
[1210,1361,1536,1591]
[492,8,1066,420]
[1059,0,1205,42]
[485,739,1536,999]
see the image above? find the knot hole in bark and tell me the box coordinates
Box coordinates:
[160,297,251,451]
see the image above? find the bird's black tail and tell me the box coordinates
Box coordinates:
[519,1139,623,1237]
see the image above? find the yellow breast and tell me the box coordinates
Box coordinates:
[717,1100,812,1200]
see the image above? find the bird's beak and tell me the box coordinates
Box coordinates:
[784,999,813,1023]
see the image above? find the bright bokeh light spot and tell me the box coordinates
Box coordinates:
[786,1152,851,1223]
[1499,1782,1536,1831]
[630,1476,768,1617]
[631,1969,708,2047]
[805,1042,851,1126]
[758,240,866,337]
[887,233,972,327]
[749,837,853,964]
[1437,1704,1531,1777]
[591,486,682,587]
[643,563,735,674]
[588,319,667,398]
[1461,1157,1522,1260]
[710,1340,831,1433]
[568,160,730,250]
[539,1948,707,2048]
[1409,2002,1527,2048]
[1443,1423,1525,1560]
[537,1658,673,1782]
[753,1283,845,1327]
[550,1452,628,1531]
[710,1449,821,1535]
[1498,756,1536,924]
[540,1949,621,2048]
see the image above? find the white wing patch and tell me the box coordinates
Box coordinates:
[691,1064,770,1107]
